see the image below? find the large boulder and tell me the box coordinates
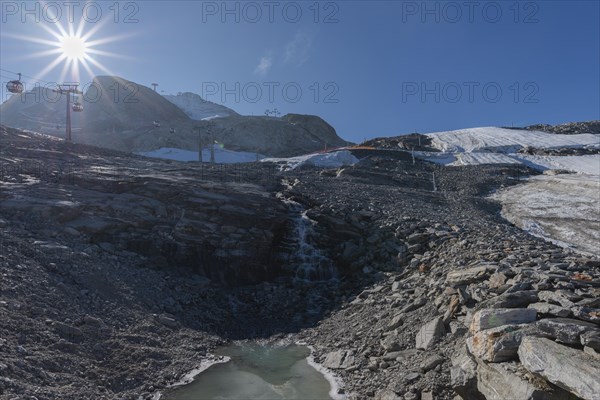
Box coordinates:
[467,324,541,362]
[476,359,574,400]
[519,336,600,400]
[469,308,537,334]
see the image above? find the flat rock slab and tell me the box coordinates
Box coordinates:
[382,348,421,361]
[519,336,600,400]
[528,302,572,318]
[476,359,574,400]
[415,317,446,350]
[537,318,600,345]
[475,290,539,310]
[446,265,495,287]
[470,308,537,334]
[322,350,355,369]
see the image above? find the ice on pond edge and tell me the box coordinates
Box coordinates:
[302,343,346,400]
[150,356,231,400]
[152,342,345,400]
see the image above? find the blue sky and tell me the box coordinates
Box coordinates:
[1,1,599,142]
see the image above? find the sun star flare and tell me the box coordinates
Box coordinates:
[59,35,88,61]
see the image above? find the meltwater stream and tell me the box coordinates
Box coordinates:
[279,195,337,282]
[163,343,334,400]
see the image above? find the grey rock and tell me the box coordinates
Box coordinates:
[403,372,420,383]
[374,389,402,400]
[382,349,421,361]
[536,318,600,345]
[420,392,434,400]
[407,233,429,245]
[580,330,600,351]
[322,350,355,369]
[528,302,572,318]
[420,354,444,372]
[475,290,539,309]
[446,266,494,287]
[466,323,542,362]
[157,315,178,328]
[584,346,600,359]
[470,308,537,334]
[416,317,445,350]
[487,272,507,289]
[572,306,600,324]
[400,297,428,313]
[53,322,83,342]
[387,314,404,330]
[450,346,484,399]
[538,290,579,308]
[476,359,572,400]
[381,335,402,352]
[519,336,600,400]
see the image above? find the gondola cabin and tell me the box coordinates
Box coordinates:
[6,73,24,94]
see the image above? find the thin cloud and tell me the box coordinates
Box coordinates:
[284,32,314,67]
[254,55,273,76]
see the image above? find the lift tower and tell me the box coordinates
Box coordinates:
[53,84,82,141]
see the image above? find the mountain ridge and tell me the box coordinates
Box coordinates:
[0,75,349,157]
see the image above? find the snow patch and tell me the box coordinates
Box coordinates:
[415,151,599,176]
[428,127,599,153]
[512,154,600,175]
[136,147,264,164]
[493,174,600,256]
[262,150,359,171]
[163,92,236,121]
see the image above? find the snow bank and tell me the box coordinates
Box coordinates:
[513,154,600,175]
[414,152,457,165]
[415,151,599,175]
[450,152,520,166]
[262,150,359,171]
[136,147,264,164]
[493,174,600,256]
[428,127,600,153]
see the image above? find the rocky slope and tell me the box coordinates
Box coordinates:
[0,77,349,157]
[524,121,600,135]
[282,157,600,400]
[1,125,599,400]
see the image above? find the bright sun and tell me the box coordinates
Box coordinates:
[6,11,128,84]
[59,35,87,61]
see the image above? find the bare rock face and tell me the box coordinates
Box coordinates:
[415,317,446,350]
[519,336,600,400]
